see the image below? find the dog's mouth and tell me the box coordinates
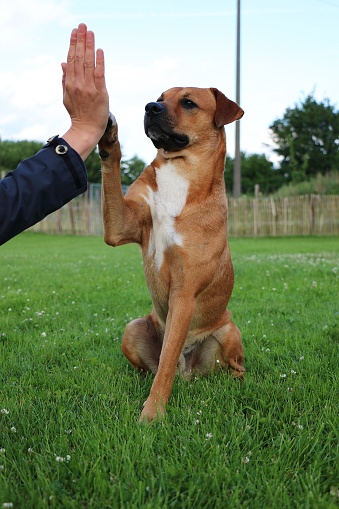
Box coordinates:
[145,126,189,152]
[144,101,190,152]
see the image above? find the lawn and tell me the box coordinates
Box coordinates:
[0,233,338,508]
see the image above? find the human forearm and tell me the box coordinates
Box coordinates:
[0,140,87,245]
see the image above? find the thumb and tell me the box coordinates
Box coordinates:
[61,63,67,92]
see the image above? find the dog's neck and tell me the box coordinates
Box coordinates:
[151,130,227,201]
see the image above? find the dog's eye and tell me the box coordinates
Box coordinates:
[157,97,164,102]
[181,99,198,110]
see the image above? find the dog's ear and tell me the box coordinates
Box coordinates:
[210,88,244,127]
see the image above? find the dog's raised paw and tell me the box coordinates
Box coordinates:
[105,112,117,132]
[98,112,120,159]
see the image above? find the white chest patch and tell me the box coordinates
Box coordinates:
[143,162,189,270]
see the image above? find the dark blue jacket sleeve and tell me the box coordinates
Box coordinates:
[0,137,88,245]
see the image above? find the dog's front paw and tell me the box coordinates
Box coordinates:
[98,112,120,160]
[139,398,165,424]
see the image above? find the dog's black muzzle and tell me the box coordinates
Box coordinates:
[145,102,166,117]
[144,101,189,152]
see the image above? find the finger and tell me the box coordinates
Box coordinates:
[74,23,87,79]
[84,30,95,84]
[66,28,77,84]
[94,48,107,91]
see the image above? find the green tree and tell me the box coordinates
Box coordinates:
[0,140,43,174]
[84,149,102,183]
[0,139,146,185]
[224,152,285,195]
[120,155,146,185]
[85,151,146,184]
[269,94,339,182]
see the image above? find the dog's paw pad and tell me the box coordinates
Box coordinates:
[99,148,110,159]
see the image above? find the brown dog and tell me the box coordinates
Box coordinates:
[98,87,245,422]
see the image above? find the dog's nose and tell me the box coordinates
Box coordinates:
[145,102,165,116]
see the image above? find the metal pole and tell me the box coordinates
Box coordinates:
[233,0,241,197]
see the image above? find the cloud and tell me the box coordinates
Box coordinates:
[0,0,70,49]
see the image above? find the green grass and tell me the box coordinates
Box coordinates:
[0,233,338,509]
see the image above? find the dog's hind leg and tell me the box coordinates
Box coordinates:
[121,313,163,374]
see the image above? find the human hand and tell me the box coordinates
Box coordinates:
[61,23,109,160]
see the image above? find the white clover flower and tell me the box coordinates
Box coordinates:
[55,456,64,462]
[290,370,297,374]
[195,420,200,425]
[28,448,33,454]
[0,448,6,454]
[297,424,303,430]
[197,410,202,416]
[0,465,4,471]
[10,427,16,433]
[242,457,250,464]
[280,374,287,378]
[205,433,213,440]
[3,503,13,508]
[1,409,9,415]
[66,455,71,462]
[41,332,46,337]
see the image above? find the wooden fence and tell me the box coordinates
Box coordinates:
[29,184,339,237]
[227,194,339,236]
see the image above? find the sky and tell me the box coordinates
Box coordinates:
[0,0,338,165]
